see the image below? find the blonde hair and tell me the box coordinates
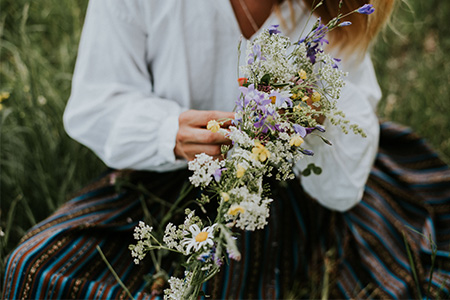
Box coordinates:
[275,0,395,56]
[300,0,395,55]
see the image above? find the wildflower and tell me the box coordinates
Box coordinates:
[237,77,248,86]
[338,21,352,27]
[268,24,281,35]
[298,69,307,80]
[311,91,321,102]
[188,153,223,187]
[356,4,375,15]
[182,224,216,254]
[221,192,230,202]
[289,135,304,147]
[164,271,194,300]
[247,44,266,65]
[268,90,292,107]
[236,164,246,178]
[300,149,314,156]
[293,124,307,137]
[227,204,245,216]
[219,224,241,261]
[213,168,226,182]
[252,142,271,162]
[129,221,154,264]
[207,120,220,133]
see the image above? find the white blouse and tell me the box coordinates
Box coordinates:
[64,0,382,212]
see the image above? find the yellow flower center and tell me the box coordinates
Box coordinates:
[207,120,220,133]
[270,96,276,104]
[195,231,209,242]
[311,91,321,102]
[228,204,245,216]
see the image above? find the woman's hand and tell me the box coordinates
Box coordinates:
[174,110,235,161]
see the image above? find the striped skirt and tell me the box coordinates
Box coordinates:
[3,122,450,299]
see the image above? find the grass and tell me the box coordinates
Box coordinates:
[372,1,450,163]
[0,0,449,295]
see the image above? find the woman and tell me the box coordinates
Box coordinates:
[3,0,449,299]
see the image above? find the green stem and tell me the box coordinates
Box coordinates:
[426,234,437,300]
[96,245,136,300]
[402,233,423,300]
[160,183,193,228]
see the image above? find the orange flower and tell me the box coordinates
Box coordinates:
[237,77,248,86]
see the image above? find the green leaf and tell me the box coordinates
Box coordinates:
[302,168,311,176]
[313,166,322,175]
[260,74,271,85]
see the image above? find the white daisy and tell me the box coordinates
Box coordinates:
[182,224,216,254]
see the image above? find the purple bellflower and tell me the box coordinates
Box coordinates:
[338,21,352,27]
[268,24,281,35]
[300,149,314,156]
[356,4,375,15]
[299,19,329,64]
[213,168,227,182]
[293,124,307,137]
[248,44,266,65]
[305,125,326,135]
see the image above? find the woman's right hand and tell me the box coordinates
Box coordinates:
[174,110,235,161]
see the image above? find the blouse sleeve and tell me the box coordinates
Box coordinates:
[294,54,382,212]
[63,0,185,170]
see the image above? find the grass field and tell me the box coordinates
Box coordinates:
[1,0,449,294]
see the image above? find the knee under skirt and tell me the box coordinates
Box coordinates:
[3,122,450,299]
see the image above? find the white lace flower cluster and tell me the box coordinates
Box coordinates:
[164,271,194,300]
[241,30,296,84]
[129,221,153,264]
[188,153,224,187]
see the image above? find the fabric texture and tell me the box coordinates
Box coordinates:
[3,122,450,299]
[63,0,382,210]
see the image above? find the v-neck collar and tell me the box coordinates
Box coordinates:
[218,0,277,41]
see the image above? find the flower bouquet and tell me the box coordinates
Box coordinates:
[129,3,375,299]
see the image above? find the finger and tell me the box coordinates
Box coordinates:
[183,144,224,160]
[180,110,235,127]
[179,127,231,145]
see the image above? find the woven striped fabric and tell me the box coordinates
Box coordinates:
[3,122,450,299]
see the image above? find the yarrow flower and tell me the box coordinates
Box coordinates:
[164,271,194,300]
[129,221,153,264]
[188,153,223,187]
